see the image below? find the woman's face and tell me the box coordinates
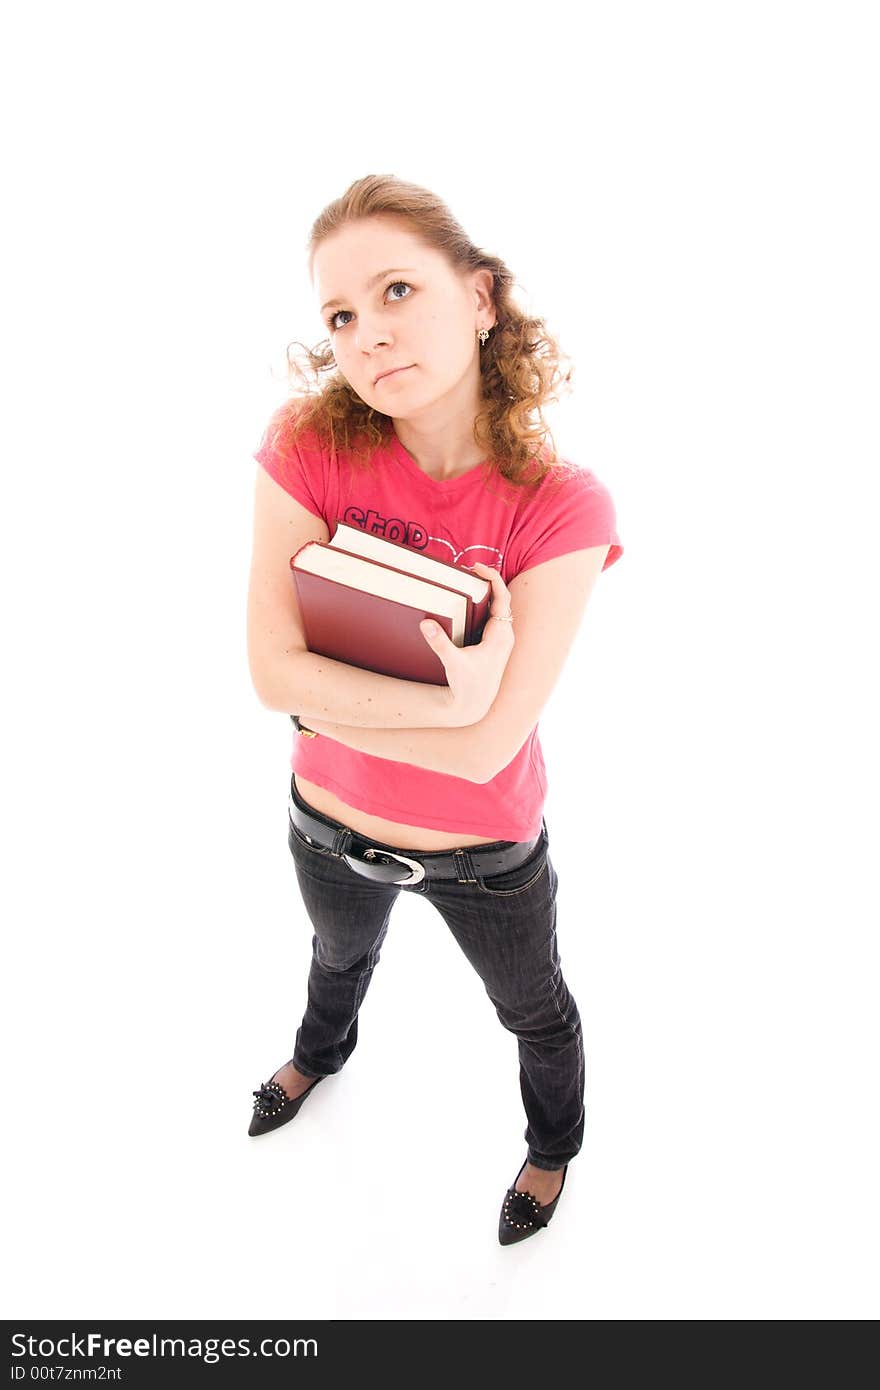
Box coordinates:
[311,217,493,418]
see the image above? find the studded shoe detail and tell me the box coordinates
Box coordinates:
[252,1081,288,1119]
[498,1161,568,1245]
[247,1072,324,1137]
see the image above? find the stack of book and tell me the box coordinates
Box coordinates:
[289,522,492,685]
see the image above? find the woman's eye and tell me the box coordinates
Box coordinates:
[328,281,412,332]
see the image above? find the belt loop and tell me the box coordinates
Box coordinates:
[453,849,478,884]
[332,827,349,856]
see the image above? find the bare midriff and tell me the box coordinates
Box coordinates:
[293,774,504,851]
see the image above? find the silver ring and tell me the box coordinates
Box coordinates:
[490,612,514,623]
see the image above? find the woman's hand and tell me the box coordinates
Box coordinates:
[420,561,515,727]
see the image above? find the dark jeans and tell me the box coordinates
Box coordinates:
[286,785,585,1171]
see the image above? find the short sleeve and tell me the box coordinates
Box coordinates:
[506,467,624,578]
[253,401,326,522]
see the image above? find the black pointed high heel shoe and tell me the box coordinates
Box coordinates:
[247,1072,325,1137]
[498,1160,568,1245]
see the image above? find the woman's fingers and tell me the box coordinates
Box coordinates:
[470,560,512,619]
[417,562,515,724]
[419,617,451,644]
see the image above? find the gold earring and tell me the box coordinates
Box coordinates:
[478,327,490,345]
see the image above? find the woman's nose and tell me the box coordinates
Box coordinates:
[354,314,391,352]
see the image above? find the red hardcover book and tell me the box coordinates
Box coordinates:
[327,522,493,643]
[289,524,492,685]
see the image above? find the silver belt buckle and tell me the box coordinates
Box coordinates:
[377,849,425,886]
[289,797,426,886]
[348,845,426,886]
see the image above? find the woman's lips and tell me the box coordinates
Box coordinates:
[375,365,414,384]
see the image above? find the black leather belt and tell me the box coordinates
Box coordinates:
[288,774,542,887]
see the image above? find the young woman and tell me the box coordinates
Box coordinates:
[246,175,623,1245]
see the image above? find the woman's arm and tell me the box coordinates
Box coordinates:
[297,715,486,782]
[263,562,514,733]
[249,469,456,730]
[261,648,456,729]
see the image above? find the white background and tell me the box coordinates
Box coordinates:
[3,0,878,1320]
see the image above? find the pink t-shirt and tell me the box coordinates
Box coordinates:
[253,407,623,842]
